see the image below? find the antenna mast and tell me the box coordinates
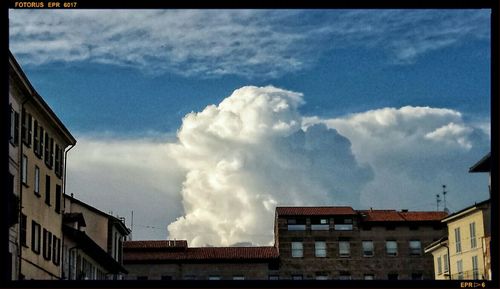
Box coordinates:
[442,185,449,213]
[436,194,441,211]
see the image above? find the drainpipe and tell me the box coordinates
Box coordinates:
[60,144,75,280]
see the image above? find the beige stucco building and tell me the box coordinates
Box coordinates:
[9,51,76,280]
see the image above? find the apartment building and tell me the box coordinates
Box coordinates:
[63,195,130,280]
[123,241,279,280]
[425,200,490,280]
[9,51,76,280]
[123,206,447,280]
[275,207,447,280]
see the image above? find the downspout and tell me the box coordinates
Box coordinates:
[60,144,75,280]
[17,96,30,280]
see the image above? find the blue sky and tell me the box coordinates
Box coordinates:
[9,9,492,243]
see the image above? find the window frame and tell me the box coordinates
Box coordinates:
[339,240,350,257]
[315,241,327,257]
[455,227,462,253]
[362,240,374,257]
[470,222,477,249]
[291,241,303,258]
[386,240,398,256]
[31,221,41,254]
[409,240,422,256]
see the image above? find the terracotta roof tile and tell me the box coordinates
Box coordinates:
[124,240,188,249]
[123,246,278,262]
[276,206,356,216]
[359,210,447,222]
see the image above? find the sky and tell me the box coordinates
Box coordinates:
[8,9,491,246]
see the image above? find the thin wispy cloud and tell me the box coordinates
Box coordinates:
[9,9,489,78]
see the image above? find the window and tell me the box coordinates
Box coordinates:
[31,221,41,254]
[315,274,328,280]
[411,273,423,280]
[437,256,443,275]
[388,273,398,280]
[472,256,479,279]
[208,275,220,280]
[232,276,245,280]
[470,222,477,249]
[287,219,306,230]
[268,275,279,280]
[364,274,374,280]
[443,254,449,273]
[22,155,28,185]
[20,214,27,247]
[49,138,54,168]
[43,229,52,260]
[311,218,329,230]
[34,166,40,196]
[45,175,51,206]
[386,241,398,256]
[292,275,303,280]
[315,241,327,257]
[339,240,350,257]
[338,273,351,280]
[362,240,374,257]
[44,132,50,166]
[21,110,32,147]
[55,185,61,214]
[291,242,303,258]
[39,127,45,159]
[10,106,19,145]
[455,227,462,253]
[457,260,463,280]
[52,235,60,265]
[55,144,62,177]
[33,121,39,156]
[409,240,421,255]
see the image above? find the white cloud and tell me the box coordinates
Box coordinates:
[66,87,489,245]
[9,9,489,77]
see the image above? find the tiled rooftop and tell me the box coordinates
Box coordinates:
[359,210,447,222]
[124,240,188,249]
[123,246,278,262]
[276,206,356,216]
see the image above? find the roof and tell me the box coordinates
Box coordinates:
[424,236,449,253]
[123,244,278,262]
[276,206,356,216]
[469,152,491,173]
[359,210,447,222]
[9,51,76,146]
[65,194,131,235]
[63,213,86,227]
[441,199,490,223]
[63,225,127,274]
[124,240,187,249]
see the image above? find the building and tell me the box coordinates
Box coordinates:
[425,200,490,280]
[275,207,447,280]
[123,206,447,280]
[123,240,278,280]
[8,51,76,280]
[63,195,130,280]
[425,152,491,280]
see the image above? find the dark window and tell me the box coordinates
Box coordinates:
[52,235,60,265]
[388,273,398,280]
[362,225,372,231]
[268,262,279,270]
[137,276,148,280]
[39,127,45,159]
[49,138,54,168]
[20,214,27,247]
[44,132,50,167]
[411,273,423,280]
[28,114,32,146]
[386,225,396,230]
[409,225,419,231]
[43,229,52,260]
[33,121,39,156]
[10,106,20,146]
[45,175,51,206]
[21,108,27,144]
[31,221,41,254]
[55,185,61,213]
[161,276,172,280]
[55,144,61,177]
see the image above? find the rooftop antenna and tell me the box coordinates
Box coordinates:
[442,185,449,213]
[130,210,134,241]
[436,194,441,211]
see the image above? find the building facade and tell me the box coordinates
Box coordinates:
[275,207,447,280]
[123,206,447,280]
[63,195,130,280]
[9,51,77,280]
[123,241,278,280]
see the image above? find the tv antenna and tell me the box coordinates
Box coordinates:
[436,194,441,211]
[442,185,449,213]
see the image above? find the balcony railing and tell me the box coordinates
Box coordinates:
[449,270,483,280]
